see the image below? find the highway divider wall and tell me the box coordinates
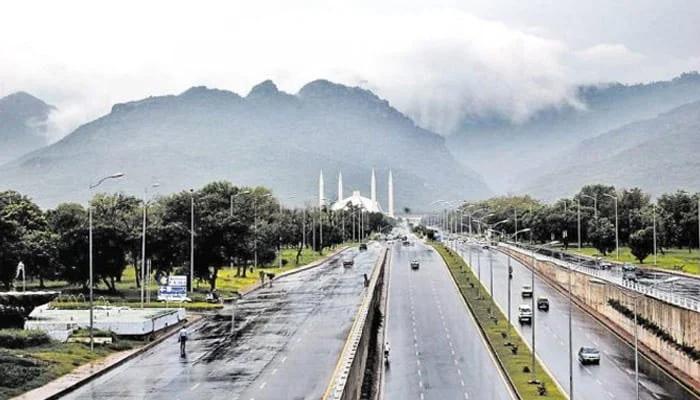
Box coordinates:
[324,247,388,400]
[500,245,700,393]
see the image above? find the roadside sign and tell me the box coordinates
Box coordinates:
[158,275,188,301]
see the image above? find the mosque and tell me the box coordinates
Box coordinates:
[318,169,394,217]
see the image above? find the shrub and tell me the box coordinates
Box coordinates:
[0,330,51,349]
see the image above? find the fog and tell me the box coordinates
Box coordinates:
[1,0,699,139]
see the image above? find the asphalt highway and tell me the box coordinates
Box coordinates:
[61,244,382,400]
[383,238,515,400]
[456,241,698,400]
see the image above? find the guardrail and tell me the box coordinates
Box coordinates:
[500,242,700,312]
[324,247,388,400]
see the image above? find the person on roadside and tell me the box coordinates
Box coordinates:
[178,327,189,357]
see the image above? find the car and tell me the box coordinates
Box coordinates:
[410,260,420,270]
[402,240,410,246]
[537,297,549,311]
[359,243,368,251]
[578,346,601,365]
[343,258,354,267]
[518,304,533,324]
[521,285,533,298]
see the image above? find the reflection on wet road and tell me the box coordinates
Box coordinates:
[455,241,698,400]
[62,244,382,400]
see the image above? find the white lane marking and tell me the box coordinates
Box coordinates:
[460,379,465,387]
[457,368,462,376]
[464,393,470,399]
[420,393,425,400]
[271,368,278,375]
[418,369,422,377]
[596,378,603,385]
[419,380,423,388]
[259,381,267,389]
[190,383,200,390]
[281,356,287,363]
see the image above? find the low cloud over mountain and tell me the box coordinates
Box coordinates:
[0,80,491,209]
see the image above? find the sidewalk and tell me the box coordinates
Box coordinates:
[12,315,202,400]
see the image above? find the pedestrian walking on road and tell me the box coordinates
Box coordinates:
[178,327,189,357]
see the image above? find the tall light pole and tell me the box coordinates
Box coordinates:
[279,195,296,267]
[228,190,250,271]
[255,193,272,268]
[529,241,559,381]
[603,193,619,259]
[581,194,598,220]
[488,219,509,296]
[88,172,124,351]
[653,204,657,265]
[141,182,160,308]
[577,200,582,250]
[190,189,195,292]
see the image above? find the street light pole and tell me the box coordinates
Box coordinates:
[604,193,619,259]
[88,172,124,351]
[653,204,657,265]
[577,200,581,250]
[141,183,160,309]
[190,189,195,292]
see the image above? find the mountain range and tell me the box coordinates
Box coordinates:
[0,80,491,209]
[0,92,54,165]
[446,71,700,195]
[521,99,700,200]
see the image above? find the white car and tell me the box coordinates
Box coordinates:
[518,304,533,324]
[521,285,533,298]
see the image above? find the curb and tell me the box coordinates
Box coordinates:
[14,315,202,400]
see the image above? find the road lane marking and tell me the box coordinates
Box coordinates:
[281,356,287,363]
[259,381,267,389]
[271,368,278,375]
[190,383,200,390]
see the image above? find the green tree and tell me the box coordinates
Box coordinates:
[587,217,616,256]
[629,227,654,263]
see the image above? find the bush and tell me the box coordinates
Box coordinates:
[0,353,47,388]
[0,330,51,349]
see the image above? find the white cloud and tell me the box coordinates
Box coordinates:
[0,0,697,137]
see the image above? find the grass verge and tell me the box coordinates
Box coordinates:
[572,246,699,275]
[432,243,567,400]
[0,333,142,399]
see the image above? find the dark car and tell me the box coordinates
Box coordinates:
[578,346,601,365]
[537,297,549,311]
[359,243,368,251]
[410,260,420,270]
[343,258,354,268]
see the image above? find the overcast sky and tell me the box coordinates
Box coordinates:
[1,0,699,138]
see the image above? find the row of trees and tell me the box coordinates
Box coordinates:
[0,181,391,291]
[435,184,699,263]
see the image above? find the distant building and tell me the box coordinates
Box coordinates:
[318,168,394,217]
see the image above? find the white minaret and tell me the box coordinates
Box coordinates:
[337,171,343,201]
[319,170,325,208]
[371,168,377,204]
[388,170,394,218]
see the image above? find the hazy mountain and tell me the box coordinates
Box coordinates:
[446,71,700,193]
[0,80,491,209]
[0,92,54,164]
[521,100,700,200]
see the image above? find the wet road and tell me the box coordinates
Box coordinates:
[515,243,700,304]
[62,244,382,400]
[454,241,698,400]
[383,238,515,400]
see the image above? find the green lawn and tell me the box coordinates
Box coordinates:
[432,243,567,400]
[0,334,141,399]
[572,246,700,275]
[46,244,352,307]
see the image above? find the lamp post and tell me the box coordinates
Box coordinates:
[141,182,160,308]
[603,193,619,259]
[190,189,195,292]
[88,172,124,351]
[528,240,559,381]
[279,195,296,267]
[577,200,582,250]
[228,190,251,272]
[253,193,272,268]
[653,204,657,265]
[581,194,598,220]
[487,219,509,296]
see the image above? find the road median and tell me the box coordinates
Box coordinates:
[432,243,567,400]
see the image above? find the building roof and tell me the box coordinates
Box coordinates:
[330,190,383,213]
